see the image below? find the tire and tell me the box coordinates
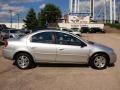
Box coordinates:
[90,54,109,70]
[15,53,34,69]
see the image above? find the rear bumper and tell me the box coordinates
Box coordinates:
[2,49,14,60]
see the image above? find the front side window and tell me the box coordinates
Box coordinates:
[31,32,53,44]
[56,32,83,46]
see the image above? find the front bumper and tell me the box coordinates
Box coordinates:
[109,52,117,64]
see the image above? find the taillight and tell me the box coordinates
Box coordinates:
[4,40,8,48]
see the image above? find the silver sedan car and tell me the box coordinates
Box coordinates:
[2,30,117,70]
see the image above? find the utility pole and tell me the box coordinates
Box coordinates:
[110,0,113,23]
[118,5,120,23]
[113,0,116,23]
[8,10,13,28]
[93,0,95,20]
[74,0,77,13]
[104,0,107,23]
[69,0,73,13]
[17,14,20,29]
[77,0,80,13]
[90,0,94,20]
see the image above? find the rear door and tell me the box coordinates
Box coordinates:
[27,32,57,62]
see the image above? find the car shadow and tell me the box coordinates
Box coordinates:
[36,63,90,68]
[108,63,115,67]
[12,62,115,69]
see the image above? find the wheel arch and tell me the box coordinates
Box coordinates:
[89,52,110,64]
[13,51,34,61]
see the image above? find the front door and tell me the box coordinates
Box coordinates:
[55,32,89,63]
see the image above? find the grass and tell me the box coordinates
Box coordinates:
[105,23,120,30]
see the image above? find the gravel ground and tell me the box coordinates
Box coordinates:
[0,33,120,90]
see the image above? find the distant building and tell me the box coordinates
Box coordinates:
[0,23,25,29]
[58,15,104,29]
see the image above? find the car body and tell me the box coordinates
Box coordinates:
[3,30,116,70]
[60,27,81,36]
[1,29,25,40]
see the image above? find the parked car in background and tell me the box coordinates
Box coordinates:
[60,27,81,36]
[1,29,25,40]
[3,30,116,70]
[89,27,105,33]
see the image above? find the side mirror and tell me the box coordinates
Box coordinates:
[81,43,87,48]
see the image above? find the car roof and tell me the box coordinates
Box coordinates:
[33,29,66,33]
[30,29,74,36]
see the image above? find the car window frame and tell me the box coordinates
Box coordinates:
[54,32,87,47]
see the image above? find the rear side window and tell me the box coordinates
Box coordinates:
[31,32,53,44]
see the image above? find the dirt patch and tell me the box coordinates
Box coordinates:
[104,26,120,33]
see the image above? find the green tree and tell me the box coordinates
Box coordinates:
[23,8,38,30]
[38,4,62,28]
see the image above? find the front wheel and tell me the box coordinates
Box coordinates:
[15,53,34,69]
[90,54,109,69]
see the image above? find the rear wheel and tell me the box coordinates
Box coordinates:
[15,53,34,69]
[90,54,109,69]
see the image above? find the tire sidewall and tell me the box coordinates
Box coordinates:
[90,54,108,69]
[15,53,33,69]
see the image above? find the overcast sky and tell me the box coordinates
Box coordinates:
[0,0,120,22]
